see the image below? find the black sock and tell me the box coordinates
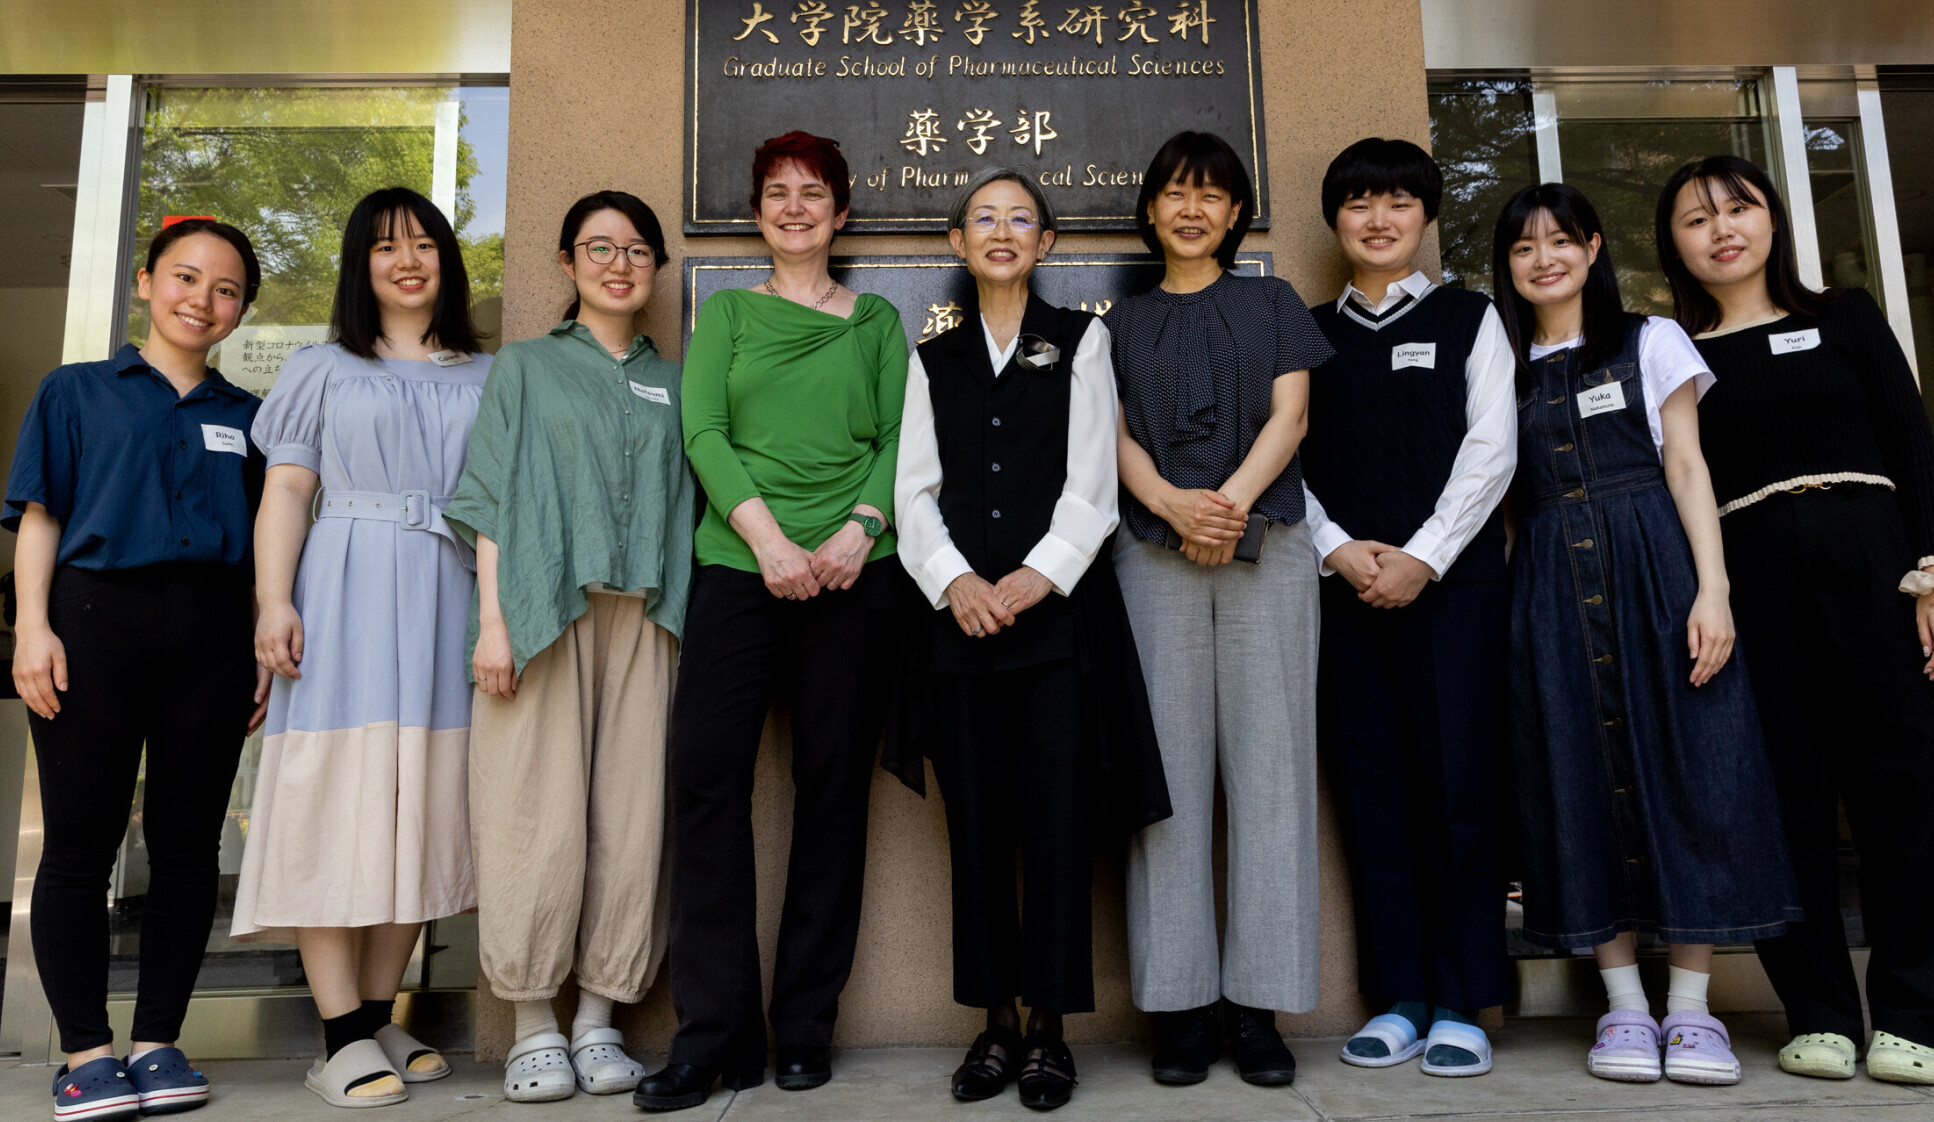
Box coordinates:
[359,999,396,1038]
[322,1011,368,1061]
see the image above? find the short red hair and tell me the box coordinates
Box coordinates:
[749,130,850,216]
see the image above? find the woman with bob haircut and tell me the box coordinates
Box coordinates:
[1301,137,1515,1078]
[1494,181,1797,1087]
[884,166,1169,1111]
[235,186,490,1109]
[637,131,909,1113]
[446,190,693,1103]
[9,218,266,1122]
[1658,154,1934,1085]
[1107,130,1332,1089]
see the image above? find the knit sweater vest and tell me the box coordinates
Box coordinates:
[1302,285,1505,583]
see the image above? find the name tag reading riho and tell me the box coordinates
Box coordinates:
[686,0,1269,235]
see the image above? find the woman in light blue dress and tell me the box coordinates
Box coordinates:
[231,188,490,1109]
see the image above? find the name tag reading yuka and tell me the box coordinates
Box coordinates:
[1769,328,1822,355]
[1577,381,1627,419]
[1391,342,1437,371]
[201,424,246,455]
[629,381,671,405]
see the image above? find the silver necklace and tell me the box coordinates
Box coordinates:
[765,277,840,310]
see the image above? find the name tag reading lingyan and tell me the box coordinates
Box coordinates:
[1577,381,1627,419]
[1769,328,1822,355]
[1392,342,1437,371]
[629,381,671,405]
[201,424,246,455]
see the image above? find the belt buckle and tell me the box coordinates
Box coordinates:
[399,489,432,529]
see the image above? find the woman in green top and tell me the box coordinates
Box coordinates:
[635,131,909,1114]
[442,191,694,1106]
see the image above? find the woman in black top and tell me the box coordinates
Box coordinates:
[1657,154,1934,1085]
[887,167,1167,1111]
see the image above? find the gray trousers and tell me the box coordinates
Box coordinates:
[1116,522,1321,1013]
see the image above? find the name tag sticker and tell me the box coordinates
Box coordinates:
[426,349,473,367]
[1769,328,1822,355]
[1576,381,1627,419]
[201,424,246,455]
[629,381,671,405]
[1391,342,1437,370]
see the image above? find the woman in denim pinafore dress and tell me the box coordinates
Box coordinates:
[1494,185,1799,1088]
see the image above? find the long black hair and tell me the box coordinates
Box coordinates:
[557,190,670,321]
[1490,183,1625,393]
[1134,131,1255,272]
[1655,155,1829,335]
[146,218,261,307]
[330,186,483,360]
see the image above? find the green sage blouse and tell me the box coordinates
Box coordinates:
[682,289,908,571]
[444,322,695,674]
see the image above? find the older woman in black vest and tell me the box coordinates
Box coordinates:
[886,168,1168,1112]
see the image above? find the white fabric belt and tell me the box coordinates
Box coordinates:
[316,489,475,571]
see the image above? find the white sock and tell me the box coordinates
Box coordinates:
[1600,964,1648,1013]
[126,1047,158,1065]
[513,1000,559,1043]
[1666,965,1711,1014]
[572,992,614,1041]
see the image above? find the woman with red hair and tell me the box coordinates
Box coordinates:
[636,131,910,1113]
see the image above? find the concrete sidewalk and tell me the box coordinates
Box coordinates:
[6,1016,1933,1121]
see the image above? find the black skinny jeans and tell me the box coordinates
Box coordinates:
[29,565,255,1054]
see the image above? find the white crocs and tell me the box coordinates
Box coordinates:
[570,1027,645,1095]
[503,1031,575,1103]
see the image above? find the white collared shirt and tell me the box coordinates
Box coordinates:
[1301,271,1519,579]
[895,315,1121,608]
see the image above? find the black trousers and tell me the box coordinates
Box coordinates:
[666,560,902,1067]
[1726,487,1934,1047]
[1317,576,1507,1012]
[929,660,1093,1014]
[29,565,255,1054]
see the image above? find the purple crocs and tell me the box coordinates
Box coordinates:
[1661,1010,1742,1085]
[51,1056,140,1122]
[1587,1009,1662,1082]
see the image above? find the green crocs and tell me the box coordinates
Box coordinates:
[1868,1032,1934,1085]
[1778,1033,1856,1079]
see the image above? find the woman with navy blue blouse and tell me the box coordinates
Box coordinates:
[6,219,268,1122]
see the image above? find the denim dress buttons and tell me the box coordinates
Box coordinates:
[1508,314,1800,949]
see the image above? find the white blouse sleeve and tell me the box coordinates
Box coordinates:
[893,348,975,609]
[1023,318,1123,596]
[1400,304,1519,578]
[1301,485,1352,576]
[1638,316,1716,456]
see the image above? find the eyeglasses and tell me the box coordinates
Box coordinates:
[576,240,658,267]
[967,213,1038,233]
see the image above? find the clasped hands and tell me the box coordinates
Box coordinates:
[756,517,877,601]
[1158,488,1246,567]
[1325,539,1433,608]
[944,567,1052,638]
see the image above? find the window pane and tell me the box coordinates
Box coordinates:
[1805,120,1877,294]
[1429,78,1541,296]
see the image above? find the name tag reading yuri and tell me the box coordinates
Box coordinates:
[629,381,671,405]
[1577,381,1627,419]
[201,424,246,455]
[1769,328,1822,355]
[1391,342,1437,371]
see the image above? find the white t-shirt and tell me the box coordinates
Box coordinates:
[1528,315,1714,458]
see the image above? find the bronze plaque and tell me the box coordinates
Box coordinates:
[685,1,1269,235]
[681,252,1274,350]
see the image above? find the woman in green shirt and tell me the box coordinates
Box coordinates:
[443,191,694,1105]
[635,131,909,1114]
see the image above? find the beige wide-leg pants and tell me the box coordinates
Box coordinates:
[471,592,677,1003]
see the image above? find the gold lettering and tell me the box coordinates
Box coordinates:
[1010,0,1050,44]
[901,107,949,157]
[1056,4,1109,44]
[843,1,895,45]
[792,1,834,45]
[1115,2,1157,41]
[954,1,1000,46]
[956,108,1000,155]
[1009,108,1059,156]
[1167,0,1213,44]
[901,0,946,44]
[735,1,781,42]
[921,300,965,339]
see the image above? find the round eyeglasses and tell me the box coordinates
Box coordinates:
[967,213,1038,233]
[576,239,658,267]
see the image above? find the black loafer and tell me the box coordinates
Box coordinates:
[1151,1004,1220,1084]
[952,1026,1024,1102]
[1225,1001,1296,1085]
[1017,1035,1077,1111]
[774,1044,831,1091]
[632,1063,763,1112]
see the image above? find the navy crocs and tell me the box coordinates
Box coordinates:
[125,1047,211,1113]
[50,1056,140,1122]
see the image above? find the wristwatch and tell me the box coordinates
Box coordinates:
[848,512,885,538]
